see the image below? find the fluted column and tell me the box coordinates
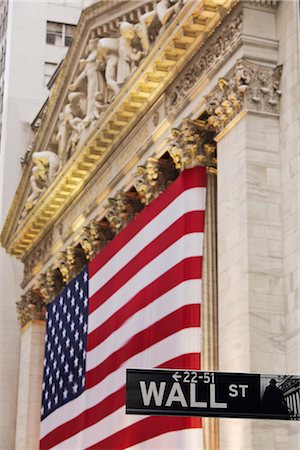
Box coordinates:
[167,117,219,450]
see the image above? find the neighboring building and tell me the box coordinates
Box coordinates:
[0,1,89,448]
[0,0,299,449]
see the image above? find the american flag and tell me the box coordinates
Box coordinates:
[40,166,206,449]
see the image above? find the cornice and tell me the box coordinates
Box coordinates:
[1,0,237,260]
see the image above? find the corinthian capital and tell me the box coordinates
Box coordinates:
[80,219,114,260]
[16,290,46,328]
[105,191,143,233]
[166,118,216,171]
[134,157,178,205]
[57,246,87,284]
[205,60,283,132]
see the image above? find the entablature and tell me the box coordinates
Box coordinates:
[1,0,237,260]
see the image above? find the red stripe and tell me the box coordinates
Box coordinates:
[86,304,200,389]
[89,211,204,313]
[86,416,202,450]
[87,256,202,351]
[89,166,206,277]
[40,354,200,449]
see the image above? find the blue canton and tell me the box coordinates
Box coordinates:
[41,267,89,419]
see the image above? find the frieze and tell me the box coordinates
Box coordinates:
[166,8,244,113]
[2,0,237,259]
[205,60,282,132]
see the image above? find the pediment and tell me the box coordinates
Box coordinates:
[1,0,237,259]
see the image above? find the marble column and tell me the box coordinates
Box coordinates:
[207,59,291,449]
[15,295,46,450]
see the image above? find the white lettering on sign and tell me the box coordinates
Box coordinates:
[139,381,166,406]
[210,384,227,408]
[165,382,188,407]
[190,383,207,407]
[229,383,249,398]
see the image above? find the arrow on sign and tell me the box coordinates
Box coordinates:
[172,371,182,382]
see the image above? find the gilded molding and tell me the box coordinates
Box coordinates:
[205,60,283,132]
[166,7,244,113]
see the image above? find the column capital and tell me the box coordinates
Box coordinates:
[104,191,143,233]
[79,219,114,260]
[16,289,46,328]
[166,118,217,171]
[134,157,178,206]
[205,60,283,133]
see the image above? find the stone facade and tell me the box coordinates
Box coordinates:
[0,0,299,449]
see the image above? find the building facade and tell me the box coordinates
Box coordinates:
[0,0,299,449]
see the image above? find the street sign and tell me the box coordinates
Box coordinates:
[126,368,300,420]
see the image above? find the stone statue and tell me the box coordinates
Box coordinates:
[32,150,61,184]
[97,37,120,98]
[55,93,85,162]
[69,38,108,125]
[136,0,184,53]
[117,22,143,85]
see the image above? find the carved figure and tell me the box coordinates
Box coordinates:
[55,93,85,161]
[137,0,184,53]
[117,22,142,85]
[97,37,120,98]
[69,38,108,124]
[32,150,61,184]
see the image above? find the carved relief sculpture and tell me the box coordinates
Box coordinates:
[69,38,108,126]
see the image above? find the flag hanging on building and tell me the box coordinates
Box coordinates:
[40,166,206,449]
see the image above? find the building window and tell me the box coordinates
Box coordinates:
[46,21,76,47]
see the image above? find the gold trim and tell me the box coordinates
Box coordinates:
[1,0,237,259]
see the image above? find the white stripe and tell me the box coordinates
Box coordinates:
[88,232,203,333]
[127,428,203,450]
[89,187,206,298]
[53,402,203,449]
[51,406,145,450]
[87,279,202,371]
[40,328,201,439]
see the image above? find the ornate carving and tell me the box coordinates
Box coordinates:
[22,232,53,287]
[166,118,217,170]
[57,245,87,284]
[205,60,283,132]
[134,157,178,205]
[166,10,244,112]
[80,219,114,260]
[16,289,46,328]
[105,191,143,233]
[38,268,64,303]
